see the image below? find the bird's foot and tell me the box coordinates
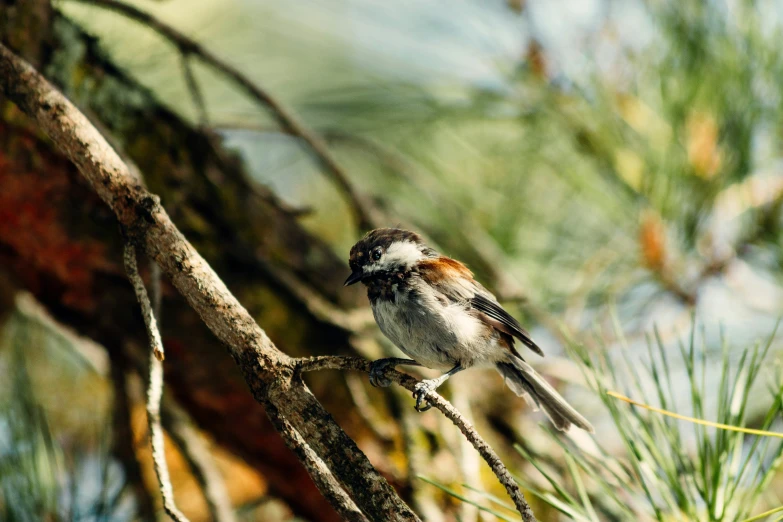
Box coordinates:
[369,359,395,387]
[413,379,440,412]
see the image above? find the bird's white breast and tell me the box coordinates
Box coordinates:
[370,278,503,370]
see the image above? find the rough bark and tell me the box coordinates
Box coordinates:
[0,42,419,522]
[297,356,537,522]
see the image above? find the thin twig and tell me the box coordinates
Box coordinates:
[179,53,209,127]
[150,261,237,522]
[65,0,380,230]
[150,261,162,321]
[123,245,189,522]
[296,356,538,522]
[741,505,783,522]
[124,246,165,362]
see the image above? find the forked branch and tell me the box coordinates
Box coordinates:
[124,245,189,522]
[296,356,538,522]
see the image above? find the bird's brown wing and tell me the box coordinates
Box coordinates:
[417,257,544,357]
[470,293,544,357]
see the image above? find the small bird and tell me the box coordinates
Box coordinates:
[345,228,594,432]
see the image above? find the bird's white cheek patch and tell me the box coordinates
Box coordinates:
[384,241,424,269]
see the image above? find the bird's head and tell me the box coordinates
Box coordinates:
[345,228,436,286]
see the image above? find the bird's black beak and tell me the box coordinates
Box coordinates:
[344,270,364,286]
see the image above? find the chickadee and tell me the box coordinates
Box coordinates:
[345,228,594,433]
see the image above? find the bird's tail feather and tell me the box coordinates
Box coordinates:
[496,357,594,433]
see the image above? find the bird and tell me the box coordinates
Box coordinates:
[344,228,594,433]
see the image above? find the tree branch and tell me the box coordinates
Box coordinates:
[295,355,538,522]
[263,404,370,522]
[124,244,189,522]
[179,53,208,127]
[0,42,418,522]
[149,258,237,522]
[65,0,380,230]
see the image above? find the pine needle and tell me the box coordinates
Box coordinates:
[607,391,783,439]
[741,505,783,522]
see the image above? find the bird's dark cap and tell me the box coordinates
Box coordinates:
[348,228,424,269]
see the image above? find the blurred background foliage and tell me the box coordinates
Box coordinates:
[2,0,783,520]
[57,0,783,331]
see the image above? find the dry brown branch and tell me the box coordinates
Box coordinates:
[66,0,380,230]
[124,245,165,362]
[0,42,418,522]
[124,245,189,522]
[149,259,236,522]
[295,355,538,522]
[263,405,370,522]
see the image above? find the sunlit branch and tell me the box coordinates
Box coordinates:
[124,245,189,522]
[296,355,538,522]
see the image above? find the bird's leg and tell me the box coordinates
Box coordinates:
[413,364,464,412]
[369,358,423,388]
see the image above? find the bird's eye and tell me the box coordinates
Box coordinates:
[372,248,383,261]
